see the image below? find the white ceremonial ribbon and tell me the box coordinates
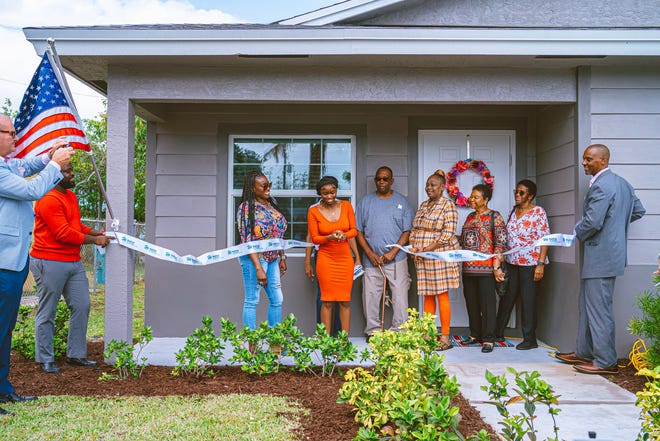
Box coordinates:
[387,233,575,262]
[353,264,364,280]
[109,232,313,266]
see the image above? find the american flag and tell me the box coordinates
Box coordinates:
[10,52,89,159]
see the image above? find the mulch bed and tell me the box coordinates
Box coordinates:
[9,342,497,440]
[9,343,647,440]
[611,358,648,394]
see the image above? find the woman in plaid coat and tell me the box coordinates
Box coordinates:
[409,169,460,351]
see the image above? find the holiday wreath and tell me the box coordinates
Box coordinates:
[446,159,495,207]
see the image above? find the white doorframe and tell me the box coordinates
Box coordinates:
[417,130,516,329]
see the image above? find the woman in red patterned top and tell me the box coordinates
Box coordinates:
[460,184,507,353]
[495,180,549,350]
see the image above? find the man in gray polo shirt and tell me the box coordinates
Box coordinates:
[356,166,414,338]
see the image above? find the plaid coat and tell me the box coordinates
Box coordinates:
[409,197,460,295]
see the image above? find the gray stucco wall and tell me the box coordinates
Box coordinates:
[356,0,660,27]
[589,66,660,356]
[107,65,576,105]
[108,62,656,349]
[146,118,372,337]
[144,104,543,337]
[533,66,660,356]
[535,104,580,351]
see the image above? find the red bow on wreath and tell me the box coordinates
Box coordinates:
[446,159,494,207]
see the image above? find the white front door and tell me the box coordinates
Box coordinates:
[418,130,515,327]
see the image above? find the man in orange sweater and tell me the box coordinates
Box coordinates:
[30,164,110,374]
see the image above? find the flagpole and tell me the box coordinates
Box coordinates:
[46,39,118,230]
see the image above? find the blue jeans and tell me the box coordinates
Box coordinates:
[238,255,283,329]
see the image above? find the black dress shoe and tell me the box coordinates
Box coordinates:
[0,393,37,403]
[481,342,494,353]
[516,341,538,350]
[40,362,62,374]
[0,407,13,416]
[65,357,99,367]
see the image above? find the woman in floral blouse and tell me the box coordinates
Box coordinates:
[495,179,549,350]
[236,170,288,330]
[460,184,507,353]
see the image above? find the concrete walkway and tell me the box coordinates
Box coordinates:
[139,338,641,441]
[441,344,640,441]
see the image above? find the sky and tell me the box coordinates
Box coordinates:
[0,0,339,120]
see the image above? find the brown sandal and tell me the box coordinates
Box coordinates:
[436,335,452,351]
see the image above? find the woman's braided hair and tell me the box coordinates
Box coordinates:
[240,170,284,241]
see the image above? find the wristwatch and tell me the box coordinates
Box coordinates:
[280,254,287,260]
[493,266,501,271]
[536,261,544,265]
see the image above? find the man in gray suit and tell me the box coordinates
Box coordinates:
[555,144,645,374]
[0,114,73,414]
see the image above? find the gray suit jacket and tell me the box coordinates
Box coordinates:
[575,169,645,279]
[0,157,62,271]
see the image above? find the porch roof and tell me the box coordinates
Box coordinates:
[23,24,660,96]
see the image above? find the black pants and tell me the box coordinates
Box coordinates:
[495,265,540,343]
[462,275,496,343]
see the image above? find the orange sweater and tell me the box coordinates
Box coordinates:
[30,188,91,262]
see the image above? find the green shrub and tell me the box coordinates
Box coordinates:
[221,314,357,377]
[99,326,153,380]
[481,368,561,441]
[12,301,71,360]
[227,315,300,375]
[298,324,357,377]
[338,309,488,441]
[636,366,660,441]
[172,316,225,378]
[629,275,660,368]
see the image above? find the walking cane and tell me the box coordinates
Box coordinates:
[377,264,387,332]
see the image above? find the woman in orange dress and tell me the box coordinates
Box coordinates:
[307,176,357,334]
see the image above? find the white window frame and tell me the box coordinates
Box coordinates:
[227,134,356,257]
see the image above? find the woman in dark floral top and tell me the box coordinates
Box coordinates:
[460,184,507,353]
[236,170,288,330]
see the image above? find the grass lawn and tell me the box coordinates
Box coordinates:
[12,282,307,441]
[1,394,305,440]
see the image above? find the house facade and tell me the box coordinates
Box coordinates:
[24,0,659,356]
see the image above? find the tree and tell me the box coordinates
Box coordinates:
[2,98,17,119]
[73,110,146,222]
[2,98,146,222]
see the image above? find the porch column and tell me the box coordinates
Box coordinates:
[105,93,135,347]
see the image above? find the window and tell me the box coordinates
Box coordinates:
[228,136,355,250]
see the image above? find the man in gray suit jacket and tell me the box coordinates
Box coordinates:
[555,144,645,374]
[0,114,73,414]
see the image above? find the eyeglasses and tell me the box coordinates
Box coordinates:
[513,190,527,196]
[374,177,391,182]
[0,130,17,137]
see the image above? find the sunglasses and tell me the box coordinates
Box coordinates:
[513,190,527,196]
[374,177,391,182]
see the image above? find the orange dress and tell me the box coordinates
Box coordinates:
[307,200,358,302]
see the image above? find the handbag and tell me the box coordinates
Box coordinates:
[490,211,509,297]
